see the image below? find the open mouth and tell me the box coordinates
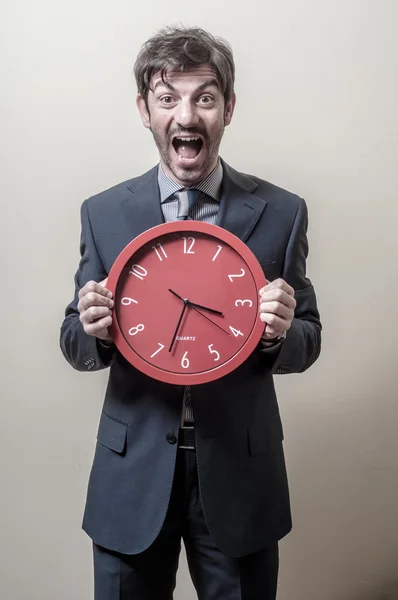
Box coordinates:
[172,136,203,161]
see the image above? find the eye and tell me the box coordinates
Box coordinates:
[160,96,175,106]
[198,95,215,106]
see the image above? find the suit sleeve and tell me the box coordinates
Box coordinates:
[60,200,116,372]
[261,197,322,375]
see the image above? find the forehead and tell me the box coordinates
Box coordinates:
[150,65,220,93]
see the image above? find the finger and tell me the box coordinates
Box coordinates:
[99,277,112,298]
[259,278,294,297]
[260,288,296,310]
[78,291,114,314]
[83,315,113,337]
[261,325,280,338]
[78,280,113,300]
[259,312,290,335]
[80,306,113,325]
[259,300,294,321]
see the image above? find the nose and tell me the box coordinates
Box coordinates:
[174,99,200,129]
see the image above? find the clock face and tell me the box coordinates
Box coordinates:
[107,221,266,385]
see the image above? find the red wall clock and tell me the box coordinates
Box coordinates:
[107,221,267,385]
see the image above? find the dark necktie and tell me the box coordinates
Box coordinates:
[175,188,201,429]
[176,189,201,220]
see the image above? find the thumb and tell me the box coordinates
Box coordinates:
[99,277,112,299]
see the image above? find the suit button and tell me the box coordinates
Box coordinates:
[166,432,177,445]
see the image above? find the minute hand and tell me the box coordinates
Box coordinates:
[169,301,188,353]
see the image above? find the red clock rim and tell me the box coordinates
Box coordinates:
[107,221,267,385]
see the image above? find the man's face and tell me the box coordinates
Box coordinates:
[137,65,235,186]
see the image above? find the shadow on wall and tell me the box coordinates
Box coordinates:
[350,582,398,600]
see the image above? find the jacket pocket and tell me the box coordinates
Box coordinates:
[97,411,128,454]
[248,412,284,456]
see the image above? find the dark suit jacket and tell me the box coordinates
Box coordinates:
[60,160,321,557]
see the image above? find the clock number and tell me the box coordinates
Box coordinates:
[229,326,244,337]
[212,245,222,262]
[182,237,195,254]
[228,268,245,282]
[129,264,147,280]
[208,344,220,362]
[129,324,145,336]
[181,351,190,369]
[235,299,253,308]
[150,343,165,358]
[152,243,168,261]
[121,297,138,306]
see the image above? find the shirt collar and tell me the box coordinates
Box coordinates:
[158,159,223,204]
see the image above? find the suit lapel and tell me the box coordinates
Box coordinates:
[119,161,267,245]
[120,166,165,240]
[217,160,267,242]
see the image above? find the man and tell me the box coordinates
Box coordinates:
[60,26,321,600]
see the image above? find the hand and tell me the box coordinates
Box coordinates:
[77,278,114,342]
[168,289,223,316]
[169,300,189,353]
[259,279,296,339]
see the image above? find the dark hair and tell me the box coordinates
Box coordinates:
[134,26,235,104]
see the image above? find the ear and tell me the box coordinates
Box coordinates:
[224,92,236,127]
[136,94,151,129]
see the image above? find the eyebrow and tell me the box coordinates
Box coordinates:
[152,78,220,93]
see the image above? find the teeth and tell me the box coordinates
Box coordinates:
[175,137,200,142]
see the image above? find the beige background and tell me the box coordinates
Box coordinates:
[1,0,398,598]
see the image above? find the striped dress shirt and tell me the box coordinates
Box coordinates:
[158,160,223,425]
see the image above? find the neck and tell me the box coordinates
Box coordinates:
[160,158,219,187]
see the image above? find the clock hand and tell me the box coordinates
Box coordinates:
[187,301,223,316]
[169,300,188,353]
[169,289,228,334]
[168,288,184,302]
[189,305,230,336]
[169,289,223,316]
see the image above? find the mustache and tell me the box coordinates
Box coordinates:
[168,128,207,140]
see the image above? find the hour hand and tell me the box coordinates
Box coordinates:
[168,289,223,317]
[188,301,223,317]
